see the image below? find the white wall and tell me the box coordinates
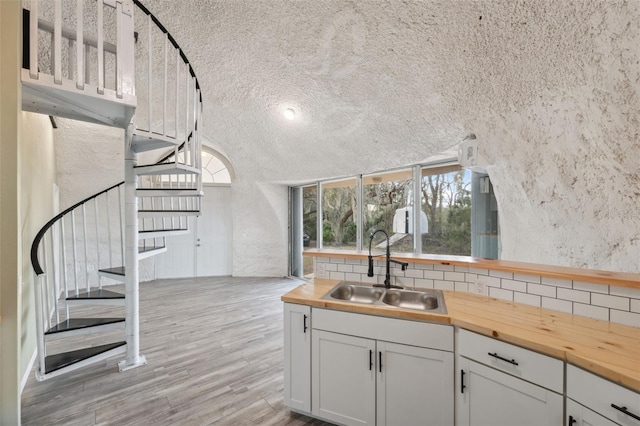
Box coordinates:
[20,112,58,389]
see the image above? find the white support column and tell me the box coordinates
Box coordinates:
[413,165,422,254]
[119,123,147,372]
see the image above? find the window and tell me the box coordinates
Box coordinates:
[362,169,414,252]
[201,149,231,184]
[322,178,357,249]
[420,165,472,256]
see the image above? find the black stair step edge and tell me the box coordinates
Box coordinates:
[66,289,124,300]
[133,162,184,169]
[45,318,125,335]
[139,246,165,253]
[139,228,188,233]
[98,266,125,276]
[45,342,126,374]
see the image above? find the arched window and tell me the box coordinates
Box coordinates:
[201,148,232,184]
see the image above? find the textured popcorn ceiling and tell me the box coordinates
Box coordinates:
[55,0,640,274]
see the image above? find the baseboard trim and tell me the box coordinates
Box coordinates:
[21,348,37,394]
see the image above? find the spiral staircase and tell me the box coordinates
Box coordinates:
[25,0,203,380]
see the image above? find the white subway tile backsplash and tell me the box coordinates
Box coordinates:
[514,292,541,307]
[609,310,640,328]
[480,275,501,288]
[455,282,469,292]
[515,273,541,283]
[414,263,434,270]
[445,272,466,282]
[573,303,609,321]
[591,293,629,311]
[557,288,590,304]
[344,272,361,282]
[424,271,445,280]
[316,257,638,328]
[489,270,513,279]
[527,283,556,298]
[501,279,527,293]
[434,264,455,272]
[573,281,609,294]
[489,287,513,301]
[414,278,434,289]
[329,271,345,281]
[324,263,338,272]
[434,280,455,291]
[542,297,572,314]
[609,286,640,299]
[541,277,572,288]
[469,267,489,276]
[337,264,353,273]
[405,269,425,279]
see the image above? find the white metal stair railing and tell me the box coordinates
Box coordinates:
[26,0,204,380]
[21,0,136,128]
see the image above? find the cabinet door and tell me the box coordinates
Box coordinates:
[456,358,563,426]
[284,303,311,413]
[377,341,454,426]
[312,330,376,426]
[567,399,619,426]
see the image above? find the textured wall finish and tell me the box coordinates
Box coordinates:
[52,0,640,275]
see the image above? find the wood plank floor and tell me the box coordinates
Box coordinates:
[21,277,333,425]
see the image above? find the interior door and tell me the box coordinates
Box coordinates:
[196,185,232,276]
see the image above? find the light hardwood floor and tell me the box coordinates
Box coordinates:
[21,277,333,425]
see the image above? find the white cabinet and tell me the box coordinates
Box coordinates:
[567,364,640,426]
[311,308,454,426]
[566,399,619,426]
[456,330,563,426]
[312,330,376,426]
[377,340,454,426]
[283,303,311,413]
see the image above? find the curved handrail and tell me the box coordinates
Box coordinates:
[133,0,202,103]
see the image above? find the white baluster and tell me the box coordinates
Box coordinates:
[97,0,104,94]
[60,218,69,319]
[33,273,46,377]
[29,0,38,79]
[175,48,180,138]
[76,0,84,90]
[118,185,125,265]
[106,191,112,268]
[82,204,89,290]
[50,228,60,325]
[147,14,153,130]
[53,1,61,84]
[163,34,168,136]
[42,235,50,331]
[71,210,79,295]
[95,198,101,289]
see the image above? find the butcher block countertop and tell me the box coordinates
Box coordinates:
[282,278,640,393]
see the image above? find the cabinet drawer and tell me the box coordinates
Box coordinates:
[567,364,640,426]
[458,329,563,393]
[311,308,453,352]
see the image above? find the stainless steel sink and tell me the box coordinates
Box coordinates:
[382,289,440,310]
[328,284,384,304]
[321,281,447,314]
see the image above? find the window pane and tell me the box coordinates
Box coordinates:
[362,170,414,253]
[302,185,317,276]
[322,179,357,249]
[421,168,472,256]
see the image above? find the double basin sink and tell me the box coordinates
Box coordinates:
[321,281,447,314]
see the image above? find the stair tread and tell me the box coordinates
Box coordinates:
[139,246,165,253]
[45,318,124,335]
[98,266,125,276]
[138,210,200,213]
[139,228,188,233]
[67,289,124,300]
[136,188,199,191]
[45,342,126,374]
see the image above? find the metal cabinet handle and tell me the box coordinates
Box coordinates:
[568,415,576,426]
[461,370,466,394]
[611,404,640,421]
[488,352,519,366]
[369,350,373,371]
[379,351,383,373]
[303,314,307,333]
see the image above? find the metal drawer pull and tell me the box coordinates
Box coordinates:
[488,352,519,366]
[611,404,640,421]
[369,350,373,371]
[303,314,308,333]
[568,415,576,426]
[460,370,466,394]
